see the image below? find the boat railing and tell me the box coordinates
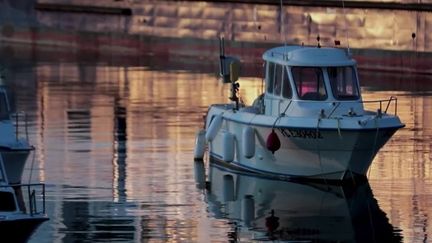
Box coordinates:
[295,96,398,118]
[361,96,398,116]
[11,112,29,141]
[26,183,46,216]
[0,183,46,216]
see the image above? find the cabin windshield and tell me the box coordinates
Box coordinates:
[291,67,327,101]
[327,66,360,100]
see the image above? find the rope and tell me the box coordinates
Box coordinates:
[316,118,328,186]
[281,100,292,116]
[270,100,293,129]
[337,118,342,138]
[367,118,380,179]
[366,196,377,243]
[272,115,281,129]
[327,102,340,118]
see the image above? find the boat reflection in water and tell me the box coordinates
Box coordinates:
[196,161,403,242]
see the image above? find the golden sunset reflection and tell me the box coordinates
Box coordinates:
[31,62,242,241]
[29,59,432,241]
[1,0,432,240]
[0,27,410,242]
[360,88,432,242]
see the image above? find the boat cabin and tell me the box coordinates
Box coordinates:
[262,46,363,117]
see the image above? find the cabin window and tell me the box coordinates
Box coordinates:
[0,191,16,211]
[266,62,275,93]
[282,67,292,98]
[328,67,360,100]
[0,93,9,120]
[274,64,283,95]
[266,62,287,97]
[292,67,327,100]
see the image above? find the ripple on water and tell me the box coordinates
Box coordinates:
[2,45,429,242]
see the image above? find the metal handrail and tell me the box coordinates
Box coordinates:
[29,189,35,216]
[361,96,398,115]
[1,183,46,216]
[292,96,399,117]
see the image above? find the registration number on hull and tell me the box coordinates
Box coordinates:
[278,128,323,139]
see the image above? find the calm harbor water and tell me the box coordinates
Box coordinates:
[2,43,431,242]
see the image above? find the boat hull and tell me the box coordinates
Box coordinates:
[0,216,48,242]
[0,149,32,184]
[205,106,403,181]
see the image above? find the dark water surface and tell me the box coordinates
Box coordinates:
[2,43,431,242]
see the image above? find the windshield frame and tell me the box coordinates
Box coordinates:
[291,66,328,101]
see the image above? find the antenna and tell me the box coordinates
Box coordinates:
[342,0,351,54]
[219,36,227,82]
[280,0,287,47]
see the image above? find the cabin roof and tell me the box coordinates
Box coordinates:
[263,46,356,67]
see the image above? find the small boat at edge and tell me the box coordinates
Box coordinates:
[0,154,48,242]
[0,75,34,185]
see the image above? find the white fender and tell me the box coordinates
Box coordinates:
[241,195,255,227]
[222,131,235,162]
[222,174,234,202]
[193,160,205,189]
[194,129,206,160]
[205,114,223,142]
[242,126,255,158]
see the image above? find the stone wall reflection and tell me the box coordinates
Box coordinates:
[33,0,432,52]
[4,42,432,242]
[32,59,432,242]
[32,59,234,241]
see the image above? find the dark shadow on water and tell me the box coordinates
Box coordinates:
[112,98,127,202]
[60,200,136,242]
[200,162,404,242]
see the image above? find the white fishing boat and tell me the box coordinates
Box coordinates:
[0,78,34,184]
[199,163,401,242]
[0,155,48,242]
[194,42,404,181]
